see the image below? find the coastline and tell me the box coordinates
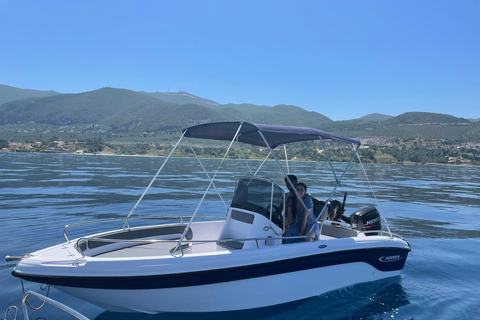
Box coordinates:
[1,148,477,167]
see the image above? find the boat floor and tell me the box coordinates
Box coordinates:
[94,234,336,258]
[94,241,222,258]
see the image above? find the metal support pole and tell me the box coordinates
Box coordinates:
[284,144,290,174]
[125,131,186,223]
[185,137,228,209]
[22,291,89,320]
[256,131,310,225]
[319,136,339,184]
[175,123,245,253]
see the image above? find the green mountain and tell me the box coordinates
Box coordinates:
[462,121,480,141]
[384,112,470,125]
[0,87,334,133]
[258,105,332,126]
[214,104,333,128]
[0,87,230,132]
[1,85,479,143]
[360,113,393,121]
[221,103,273,115]
[139,91,221,108]
[0,84,60,105]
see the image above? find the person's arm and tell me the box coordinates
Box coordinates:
[284,207,292,235]
[298,196,313,236]
[284,198,292,235]
[298,210,309,236]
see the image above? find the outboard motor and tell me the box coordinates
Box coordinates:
[348,206,382,235]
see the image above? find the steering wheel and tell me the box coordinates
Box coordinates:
[266,204,281,217]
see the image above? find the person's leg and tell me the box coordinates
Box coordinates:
[312,224,320,241]
[284,224,300,244]
[304,224,319,242]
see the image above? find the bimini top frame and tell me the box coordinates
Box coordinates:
[183,121,361,148]
[126,121,362,246]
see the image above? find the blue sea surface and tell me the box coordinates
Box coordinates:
[1,152,479,319]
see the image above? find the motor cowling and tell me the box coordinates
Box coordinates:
[350,206,382,233]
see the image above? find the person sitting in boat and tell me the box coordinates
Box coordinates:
[284,182,320,243]
[284,174,298,223]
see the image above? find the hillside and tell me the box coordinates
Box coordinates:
[219,104,333,126]
[384,112,471,125]
[0,88,231,133]
[221,103,274,116]
[463,121,480,141]
[0,85,479,144]
[0,87,334,135]
[360,113,393,121]
[0,84,60,105]
[140,91,221,108]
[1,88,165,126]
[262,105,332,126]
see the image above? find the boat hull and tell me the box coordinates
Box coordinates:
[55,262,402,313]
[12,237,410,313]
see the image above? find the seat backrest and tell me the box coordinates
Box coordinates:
[312,197,333,220]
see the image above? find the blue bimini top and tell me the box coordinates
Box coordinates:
[183,121,361,148]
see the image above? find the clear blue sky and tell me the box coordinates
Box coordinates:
[1,0,478,120]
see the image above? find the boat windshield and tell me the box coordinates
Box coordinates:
[231,177,284,228]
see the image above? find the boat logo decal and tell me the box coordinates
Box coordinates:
[379,255,403,262]
[318,244,327,249]
[366,216,380,226]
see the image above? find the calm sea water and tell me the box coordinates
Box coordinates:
[1,152,479,320]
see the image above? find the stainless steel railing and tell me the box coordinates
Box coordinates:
[3,291,90,320]
[4,306,17,320]
[63,215,224,242]
[74,234,312,258]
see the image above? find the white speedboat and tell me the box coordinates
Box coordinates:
[11,122,410,314]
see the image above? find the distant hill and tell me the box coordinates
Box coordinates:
[140,91,221,108]
[259,104,332,126]
[1,87,162,126]
[0,84,60,105]
[221,103,273,115]
[384,112,471,125]
[462,120,480,140]
[350,112,474,140]
[1,84,479,143]
[0,87,334,133]
[0,87,230,131]
[360,113,393,121]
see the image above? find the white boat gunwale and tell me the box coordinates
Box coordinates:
[12,238,410,290]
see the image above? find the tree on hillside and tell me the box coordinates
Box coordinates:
[82,138,104,153]
[0,139,9,148]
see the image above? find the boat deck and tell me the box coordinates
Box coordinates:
[95,241,229,258]
[94,234,336,258]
